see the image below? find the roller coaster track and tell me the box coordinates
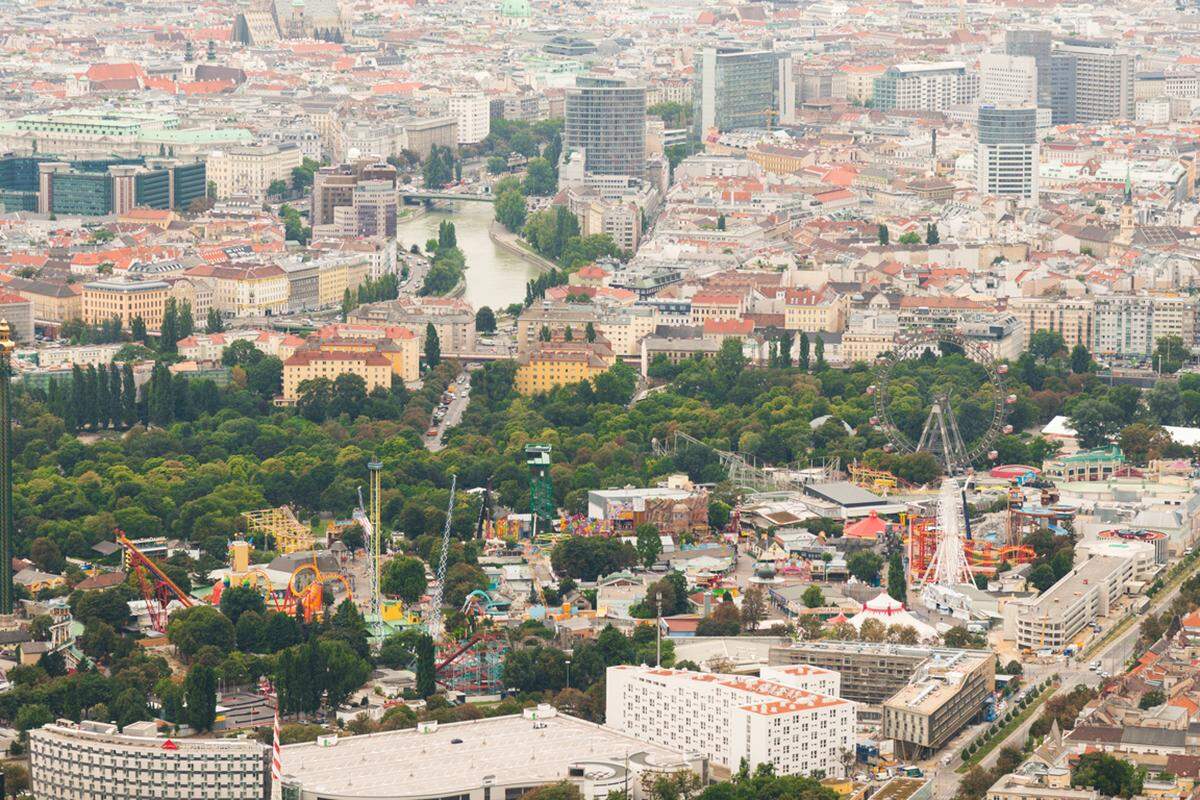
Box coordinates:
[651,430,838,493]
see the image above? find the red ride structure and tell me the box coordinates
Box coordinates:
[115,530,195,633]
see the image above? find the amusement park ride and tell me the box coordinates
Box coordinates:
[866,332,1038,610]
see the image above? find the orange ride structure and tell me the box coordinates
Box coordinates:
[116,530,195,633]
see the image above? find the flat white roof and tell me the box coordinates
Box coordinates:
[281,712,688,797]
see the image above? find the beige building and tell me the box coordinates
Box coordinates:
[82,278,170,328]
[281,348,392,402]
[841,64,887,102]
[840,331,895,363]
[187,263,288,317]
[689,292,744,325]
[5,276,81,325]
[882,649,995,759]
[1008,297,1095,350]
[782,286,848,332]
[207,143,302,200]
[165,275,214,322]
[400,116,459,160]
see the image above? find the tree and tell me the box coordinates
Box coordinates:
[1139,689,1165,710]
[317,639,370,708]
[220,585,266,626]
[424,323,441,367]
[167,605,235,660]
[887,553,906,603]
[1069,398,1123,450]
[1154,335,1187,374]
[847,550,883,584]
[814,336,825,371]
[717,213,726,231]
[494,189,527,232]
[878,224,889,245]
[329,373,368,419]
[14,703,53,734]
[415,633,436,698]
[160,297,180,353]
[788,589,825,618]
[268,179,288,198]
[487,155,509,174]
[741,586,766,632]
[696,601,741,636]
[1119,423,1171,466]
[184,663,218,731]
[246,356,283,400]
[296,378,332,423]
[1029,330,1066,361]
[925,223,940,245]
[523,157,557,196]
[799,332,810,371]
[1070,343,1091,373]
[121,363,137,426]
[1072,752,1144,798]
[30,537,64,573]
[635,523,662,568]
[381,557,428,604]
[585,322,597,343]
[475,306,497,333]
[898,231,921,245]
[131,315,147,342]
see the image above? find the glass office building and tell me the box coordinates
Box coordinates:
[564,74,646,178]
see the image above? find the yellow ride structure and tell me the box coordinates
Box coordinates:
[243,507,314,554]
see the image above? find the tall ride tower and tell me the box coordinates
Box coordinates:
[367,461,382,624]
[0,321,13,615]
[525,445,554,535]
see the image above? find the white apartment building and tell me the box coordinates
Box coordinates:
[206,142,302,200]
[1092,294,1195,359]
[979,54,1038,106]
[606,665,855,778]
[30,721,268,800]
[873,62,979,112]
[759,664,842,698]
[447,94,491,145]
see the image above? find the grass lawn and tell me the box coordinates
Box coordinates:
[956,683,1057,774]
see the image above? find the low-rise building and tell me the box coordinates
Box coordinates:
[0,292,34,342]
[81,277,170,329]
[281,348,392,402]
[606,665,855,777]
[515,338,615,395]
[882,649,996,758]
[1006,552,1138,651]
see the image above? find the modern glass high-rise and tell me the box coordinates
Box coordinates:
[693,47,792,136]
[1005,29,1053,108]
[1049,39,1134,124]
[564,74,646,178]
[976,105,1039,201]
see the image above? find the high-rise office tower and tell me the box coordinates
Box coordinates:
[976,105,1039,201]
[564,74,647,178]
[693,47,794,135]
[1050,39,1134,124]
[1005,29,1053,108]
[979,54,1038,106]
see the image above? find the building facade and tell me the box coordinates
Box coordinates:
[447,94,491,145]
[606,665,855,778]
[873,63,979,112]
[514,339,615,395]
[1008,297,1094,350]
[29,721,269,800]
[694,48,794,134]
[1008,553,1137,651]
[565,75,647,178]
[1050,40,1135,124]
[976,105,1039,200]
[1092,294,1195,359]
[281,349,392,401]
[82,278,170,329]
[207,143,301,200]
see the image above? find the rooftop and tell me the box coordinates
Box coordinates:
[281,711,689,797]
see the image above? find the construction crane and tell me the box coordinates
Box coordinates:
[116,530,194,633]
[427,475,457,641]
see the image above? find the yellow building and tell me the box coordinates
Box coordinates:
[316,258,371,309]
[782,285,848,332]
[81,278,170,328]
[515,339,615,396]
[312,323,420,382]
[5,276,81,324]
[281,349,392,402]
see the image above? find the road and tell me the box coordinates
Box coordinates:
[424,370,471,452]
[928,559,1199,799]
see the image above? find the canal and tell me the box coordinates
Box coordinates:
[394,201,542,311]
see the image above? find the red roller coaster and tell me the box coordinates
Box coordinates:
[116,530,195,633]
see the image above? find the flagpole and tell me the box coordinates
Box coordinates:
[272,707,283,800]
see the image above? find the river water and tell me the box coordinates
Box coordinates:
[394,201,541,311]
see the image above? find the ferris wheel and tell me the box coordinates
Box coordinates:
[867,331,1015,476]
